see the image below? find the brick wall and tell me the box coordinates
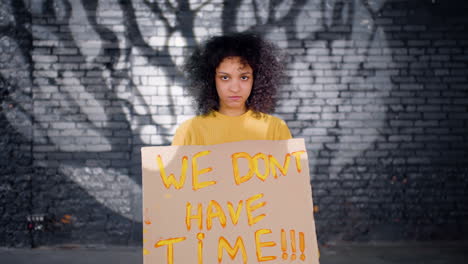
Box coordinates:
[1,0,467,246]
[0,0,34,246]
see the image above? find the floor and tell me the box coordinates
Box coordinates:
[1,241,467,264]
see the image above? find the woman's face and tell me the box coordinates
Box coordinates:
[215,56,253,116]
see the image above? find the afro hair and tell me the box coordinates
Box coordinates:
[183,32,286,115]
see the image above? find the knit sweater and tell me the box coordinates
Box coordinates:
[172,110,292,145]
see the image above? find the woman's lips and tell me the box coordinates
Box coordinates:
[228,96,242,101]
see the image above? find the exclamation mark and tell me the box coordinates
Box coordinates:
[290,230,297,260]
[281,229,288,260]
[299,232,306,261]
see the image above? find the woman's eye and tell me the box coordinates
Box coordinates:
[220,76,229,80]
[241,76,249,80]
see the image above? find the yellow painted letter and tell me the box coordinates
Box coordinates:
[218,236,248,264]
[291,151,306,173]
[253,153,269,181]
[186,202,203,231]
[155,237,186,264]
[227,200,243,226]
[206,200,227,230]
[269,153,291,178]
[246,193,266,226]
[232,152,254,185]
[197,233,205,264]
[157,155,188,190]
[255,229,277,262]
[192,151,216,191]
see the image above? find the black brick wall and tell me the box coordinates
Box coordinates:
[0,0,467,247]
[0,0,34,247]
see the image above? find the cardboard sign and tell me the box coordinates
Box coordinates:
[141,138,319,264]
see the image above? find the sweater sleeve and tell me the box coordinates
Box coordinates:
[277,119,293,140]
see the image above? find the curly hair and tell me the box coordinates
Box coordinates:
[184,32,285,115]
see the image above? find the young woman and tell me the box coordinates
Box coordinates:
[172,32,292,145]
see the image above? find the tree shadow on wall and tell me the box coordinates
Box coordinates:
[2,0,211,246]
[1,0,138,246]
[364,0,468,241]
[2,0,396,246]
[316,0,468,242]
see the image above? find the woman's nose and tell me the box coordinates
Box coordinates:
[228,80,241,92]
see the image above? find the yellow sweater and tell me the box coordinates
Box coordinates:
[172,110,292,145]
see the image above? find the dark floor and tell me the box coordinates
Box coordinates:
[1,241,467,264]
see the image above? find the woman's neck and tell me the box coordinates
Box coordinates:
[218,106,247,116]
